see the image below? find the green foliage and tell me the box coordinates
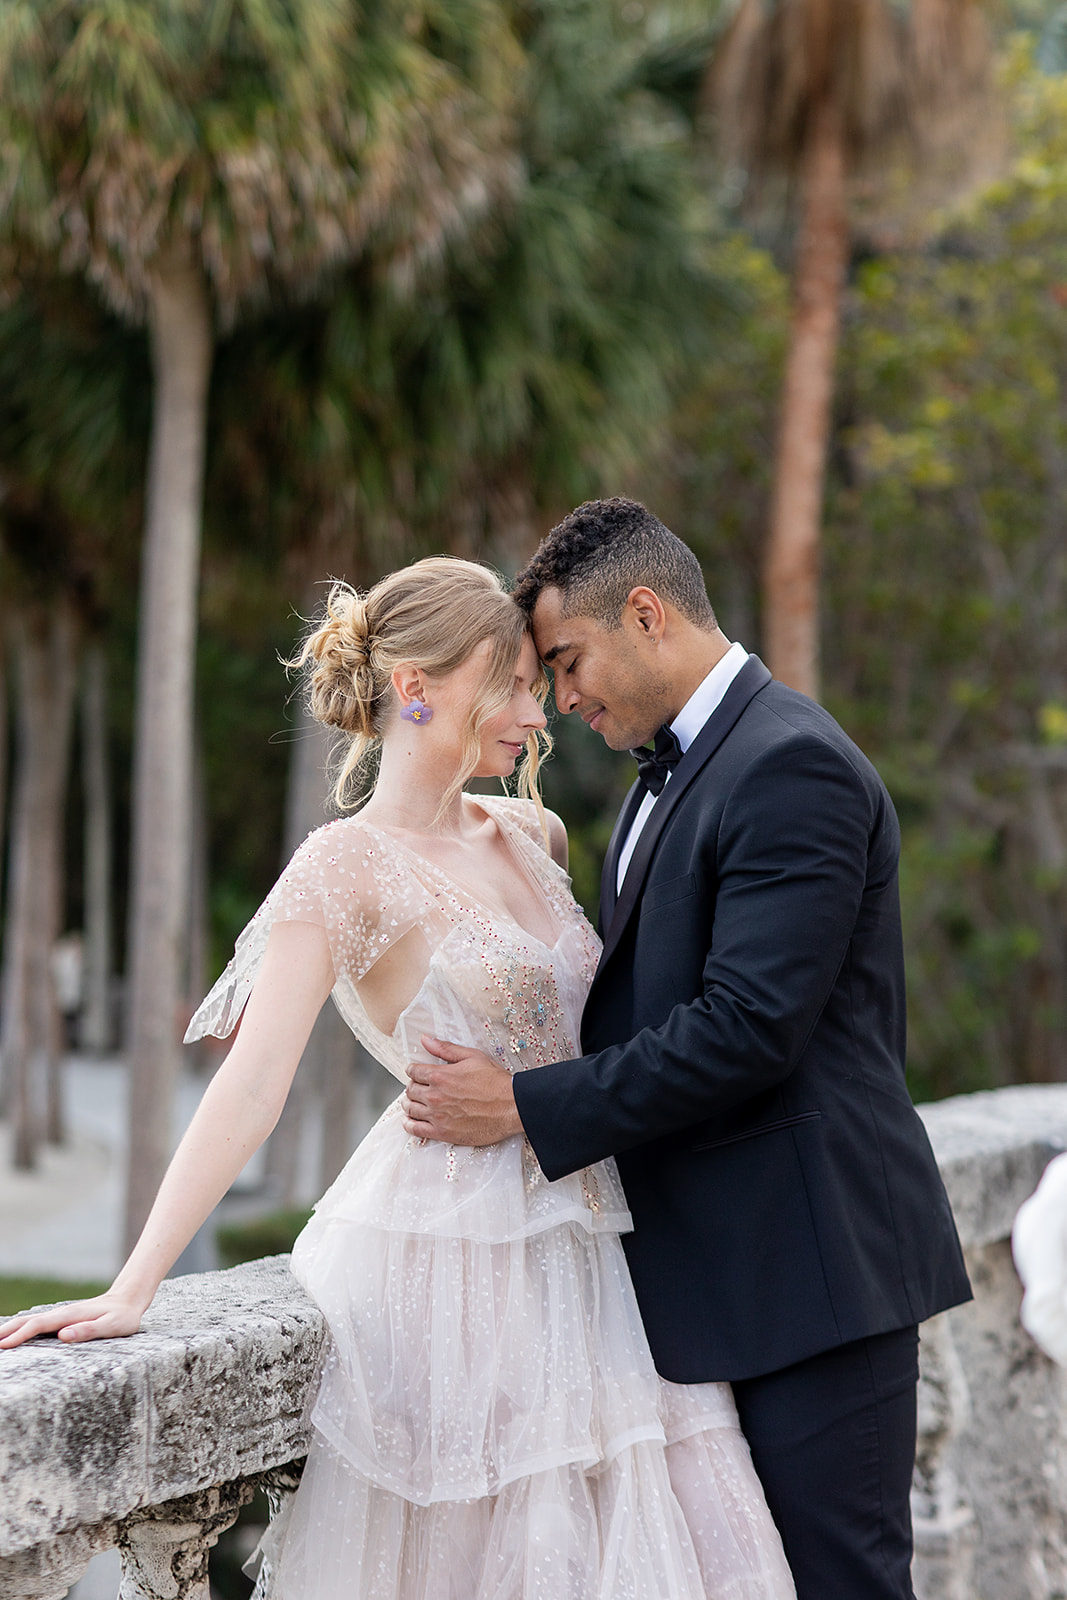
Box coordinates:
[0,0,521,320]
[0,1275,107,1316]
[190,0,744,960]
[216,1207,314,1267]
[822,47,1067,1096]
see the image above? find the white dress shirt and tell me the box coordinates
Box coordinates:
[616,641,749,895]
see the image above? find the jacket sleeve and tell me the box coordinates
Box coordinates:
[514,737,889,1180]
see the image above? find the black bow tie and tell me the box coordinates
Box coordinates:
[630,724,683,797]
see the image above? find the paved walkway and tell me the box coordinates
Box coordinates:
[0,1055,223,1282]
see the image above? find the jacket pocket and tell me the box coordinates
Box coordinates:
[691,1110,823,1151]
[640,872,697,914]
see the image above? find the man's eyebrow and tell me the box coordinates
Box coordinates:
[540,641,570,664]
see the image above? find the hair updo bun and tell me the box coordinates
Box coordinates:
[299,585,380,738]
[288,556,551,819]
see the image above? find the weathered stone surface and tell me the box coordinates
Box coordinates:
[0,1256,323,1558]
[944,1240,1067,1600]
[915,1086,1067,1600]
[0,1523,116,1599]
[920,1083,1067,1248]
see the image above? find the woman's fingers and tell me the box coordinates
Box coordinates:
[0,1304,77,1347]
[0,1296,141,1349]
[57,1318,113,1343]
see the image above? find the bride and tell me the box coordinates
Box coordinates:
[0,557,794,1600]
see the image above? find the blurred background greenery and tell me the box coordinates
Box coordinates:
[3,0,1067,1249]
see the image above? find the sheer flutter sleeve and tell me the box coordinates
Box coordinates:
[184,819,424,1043]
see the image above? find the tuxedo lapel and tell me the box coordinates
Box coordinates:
[599,780,644,933]
[598,655,772,967]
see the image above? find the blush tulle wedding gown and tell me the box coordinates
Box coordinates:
[187,796,795,1600]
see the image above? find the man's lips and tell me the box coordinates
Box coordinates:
[582,708,605,731]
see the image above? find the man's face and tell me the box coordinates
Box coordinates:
[531,586,671,750]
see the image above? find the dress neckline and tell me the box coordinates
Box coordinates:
[355,801,566,952]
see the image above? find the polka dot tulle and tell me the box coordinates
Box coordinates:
[187,796,795,1599]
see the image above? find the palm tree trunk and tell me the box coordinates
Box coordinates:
[1,609,76,1166]
[0,638,7,919]
[763,94,849,701]
[43,616,77,1145]
[81,644,113,1055]
[124,254,213,1252]
[184,733,210,1050]
[0,637,7,1117]
[263,688,336,1203]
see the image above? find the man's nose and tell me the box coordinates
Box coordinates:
[555,684,579,715]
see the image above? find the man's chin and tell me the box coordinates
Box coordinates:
[578,711,643,752]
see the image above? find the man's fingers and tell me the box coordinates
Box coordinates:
[402,1109,448,1141]
[419,1035,465,1062]
[403,1079,432,1110]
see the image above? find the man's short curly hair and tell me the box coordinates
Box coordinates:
[512,497,716,631]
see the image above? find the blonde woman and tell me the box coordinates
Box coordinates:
[0,559,794,1600]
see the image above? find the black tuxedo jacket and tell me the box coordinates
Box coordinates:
[514,657,971,1383]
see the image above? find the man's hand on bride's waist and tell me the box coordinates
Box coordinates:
[403,1037,525,1147]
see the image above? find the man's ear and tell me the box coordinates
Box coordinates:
[624,587,667,643]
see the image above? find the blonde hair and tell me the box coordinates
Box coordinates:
[289,557,552,824]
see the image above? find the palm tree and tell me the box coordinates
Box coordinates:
[708,0,994,697]
[0,0,519,1247]
[2,602,77,1161]
[191,0,730,1195]
[0,277,145,1167]
[80,643,114,1055]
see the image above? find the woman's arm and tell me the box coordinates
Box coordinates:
[0,918,334,1349]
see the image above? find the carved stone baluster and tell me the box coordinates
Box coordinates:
[118,1481,254,1600]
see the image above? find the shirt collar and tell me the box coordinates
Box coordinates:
[669,641,749,754]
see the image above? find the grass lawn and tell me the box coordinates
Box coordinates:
[0,1276,107,1318]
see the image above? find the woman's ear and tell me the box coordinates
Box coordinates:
[391,664,425,709]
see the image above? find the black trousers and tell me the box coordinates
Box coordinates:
[731,1325,920,1600]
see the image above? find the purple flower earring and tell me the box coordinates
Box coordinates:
[401,698,433,725]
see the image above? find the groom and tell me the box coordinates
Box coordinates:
[404,497,972,1599]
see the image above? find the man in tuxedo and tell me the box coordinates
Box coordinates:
[404,497,971,1599]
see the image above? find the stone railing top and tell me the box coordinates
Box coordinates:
[0,1256,324,1559]
[919,1082,1067,1250]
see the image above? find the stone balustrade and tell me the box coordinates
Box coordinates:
[4,1083,1067,1600]
[0,1259,323,1599]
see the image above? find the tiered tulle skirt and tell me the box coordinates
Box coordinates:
[249,1101,795,1599]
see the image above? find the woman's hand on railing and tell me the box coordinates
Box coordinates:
[0,1291,146,1349]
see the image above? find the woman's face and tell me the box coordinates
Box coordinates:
[475,633,548,777]
[425,633,546,778]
